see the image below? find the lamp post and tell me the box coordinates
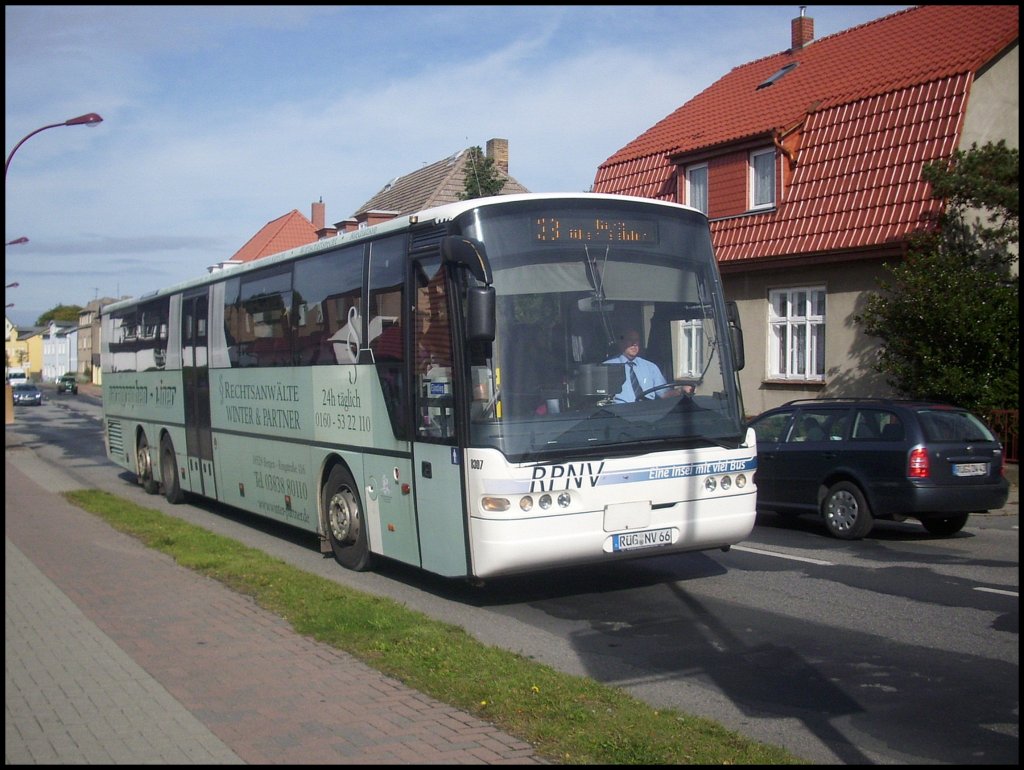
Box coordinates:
[5,113,103,179]
[5,282,18,289]
[6,238,29,246]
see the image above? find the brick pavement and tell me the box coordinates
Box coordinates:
[5,452,544,765]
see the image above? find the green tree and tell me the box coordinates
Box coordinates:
[856,141,1018,413]
[36,304,83,326]
[459,146,505,200]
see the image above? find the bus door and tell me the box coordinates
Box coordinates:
[365,235,419,567]
[410,256,469,577]
[181,288,217,497]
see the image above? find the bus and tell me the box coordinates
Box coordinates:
[101,193,757,581]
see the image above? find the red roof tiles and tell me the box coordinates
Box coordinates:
[593,5,1018,264]
[229,209,319,263]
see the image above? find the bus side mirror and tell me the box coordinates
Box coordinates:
[466,286,495,342]
[441,236,492,285]
[442,236,495,341]
[726,301,745,371]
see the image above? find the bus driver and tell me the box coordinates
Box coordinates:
[604,330,675,402]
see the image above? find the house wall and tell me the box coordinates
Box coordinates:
[960,44,1018,150]
[42,326,78,382]
[26,331,44,380]
[5,321,29,375]
[710,153,748,215]
[959,43,1018,273]
[723,258,893,418]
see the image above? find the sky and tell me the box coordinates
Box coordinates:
[5,4,909,328]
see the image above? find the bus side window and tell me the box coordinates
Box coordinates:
[293,245,364,366]
[414,260,454,440]
[368,236,409,438]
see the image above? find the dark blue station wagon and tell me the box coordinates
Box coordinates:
[749,399,1010,539]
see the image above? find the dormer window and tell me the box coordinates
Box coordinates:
[685,163,708,215]
[750,148,776,210]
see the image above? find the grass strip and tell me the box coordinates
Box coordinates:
[64,489,804,765]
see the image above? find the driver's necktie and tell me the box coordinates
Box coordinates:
[628,361,645,401]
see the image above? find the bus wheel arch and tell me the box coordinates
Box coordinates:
[135,429,159,495]
[321,460,374,572]
[159,431,186,504]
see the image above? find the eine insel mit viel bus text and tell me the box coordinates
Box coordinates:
[101,193,757,581]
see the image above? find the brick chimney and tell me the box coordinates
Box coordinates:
[486,138,509,174]
[311,198,338,239]
[791,6,814,50]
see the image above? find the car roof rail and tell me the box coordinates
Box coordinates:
[781,397,963,409]
[782,397,894,406]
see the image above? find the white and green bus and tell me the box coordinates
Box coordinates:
[102,193,756,580]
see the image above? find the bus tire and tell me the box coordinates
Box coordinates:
[323,465,374,571]
[160,435,186,504]
[136,434,159,495]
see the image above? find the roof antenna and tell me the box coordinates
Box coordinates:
[466,137,483,196]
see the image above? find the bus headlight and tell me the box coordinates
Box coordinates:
[520,496,534,512]
[481,496,511,512]
[539,494,552,510]
[703,474,749,494]
[557,492,572,508]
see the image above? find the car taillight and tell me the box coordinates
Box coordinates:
[908,447,929,478]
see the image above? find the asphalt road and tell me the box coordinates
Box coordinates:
[8,387,1019,764]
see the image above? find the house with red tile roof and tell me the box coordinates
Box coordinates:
[214,139,528,270]
[210,202,330,272]
[593,5,1018,414]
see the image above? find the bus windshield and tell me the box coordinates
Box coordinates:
[456,199,744,462]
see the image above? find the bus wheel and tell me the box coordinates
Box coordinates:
[136,434,159,495]
[160,435,186,504]
[323,465,374,571]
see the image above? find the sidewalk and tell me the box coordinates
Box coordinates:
[5,445,543,764]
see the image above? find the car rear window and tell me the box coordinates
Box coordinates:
[915,409,995,442]
[852,409,904,441]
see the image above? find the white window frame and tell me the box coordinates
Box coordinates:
[749,148,776,210]
[670,319,705,379]
[685,163,708,215]
[768,287,825,381]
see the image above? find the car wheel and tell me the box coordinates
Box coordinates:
[160,435,186,504]
[920,513,969,537]
[822,481,874,540]
[322,464,374,571]
[136,434,160,495]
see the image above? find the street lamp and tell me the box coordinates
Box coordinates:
[6,238,29,247]
[5,112,104,179]
[5,282,18,289]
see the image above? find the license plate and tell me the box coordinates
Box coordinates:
[953,462,987,477]
[611,527,675,552]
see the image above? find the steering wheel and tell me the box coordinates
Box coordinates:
[640,380,697,400]
[608,380,697,403]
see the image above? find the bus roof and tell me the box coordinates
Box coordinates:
[102,193,704,315]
